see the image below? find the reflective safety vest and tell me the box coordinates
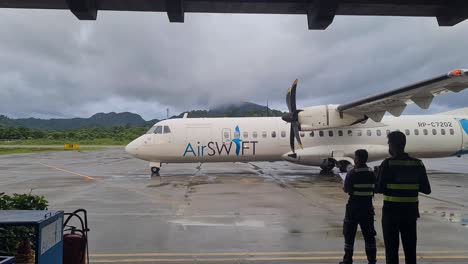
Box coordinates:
[351,167,375,197]
[383,159,422,203]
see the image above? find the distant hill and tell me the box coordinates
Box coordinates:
[0,102,285,130]
[173,102,285,118]
[0,112,152,130]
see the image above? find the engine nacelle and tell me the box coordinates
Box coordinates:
[298,104,363,131]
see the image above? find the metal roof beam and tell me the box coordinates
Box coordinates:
[167,0,184,23]
[66,0,97,20]
[307,0,339,30]
[436,0,467,26]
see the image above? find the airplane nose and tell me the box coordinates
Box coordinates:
[125,139,139,156]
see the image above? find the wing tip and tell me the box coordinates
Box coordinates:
[448,69,468,77]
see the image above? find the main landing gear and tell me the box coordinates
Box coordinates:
[320,158,335,172]
[336,160,352,173]
[320,158,353,173]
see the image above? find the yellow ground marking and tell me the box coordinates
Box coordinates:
[91,255,468,263]
[37,162,95,181]
[90,250,468,257]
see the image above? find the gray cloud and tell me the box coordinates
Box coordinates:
[0,10,467,120]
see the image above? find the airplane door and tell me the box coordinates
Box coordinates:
[222,128,231,143]
[459,119,468,153]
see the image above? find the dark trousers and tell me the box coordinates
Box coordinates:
[342,205,376,264]
[382,211,417,264]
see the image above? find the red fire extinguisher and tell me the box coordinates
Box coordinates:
[63,209,89,264]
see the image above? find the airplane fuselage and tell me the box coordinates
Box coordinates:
[126,114,468,167]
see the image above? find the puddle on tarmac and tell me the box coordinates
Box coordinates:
[422,210,468,227]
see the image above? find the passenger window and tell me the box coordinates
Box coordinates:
[164,126,171,134]
[253,132,258,138]
[262,131,267,138]
[357,130,362,136]
[367,130,371,136]
[319,131,324,137]
[300,132,305,137]
[224,131,230,139]
[243,132,248,138]
[310,131,314,137]
[281,131,286,138]
[348,130,352,136]
[153,126,163,134]
[414,129,419,136]
[234,130,240,138]
[386,130,391,135]
[450,129,455,135]
[271,131,276,138]
[338,130,343,137]
[329,130,333,137]
[441,129,446,135]
[423,129,428,135]
[377,130,381,136]
[432,129,437,135]
[405,129,410,136]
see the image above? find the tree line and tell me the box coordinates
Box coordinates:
[0,126,148,142]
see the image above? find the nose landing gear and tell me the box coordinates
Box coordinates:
[151,167,160,174]
[150,162,161,175]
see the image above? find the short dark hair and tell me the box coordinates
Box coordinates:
[355,149,368,163]
[388,131,406,148]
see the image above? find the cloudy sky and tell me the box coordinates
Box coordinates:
[0,9,467,120]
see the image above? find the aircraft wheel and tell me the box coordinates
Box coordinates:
[151,167,160,174]
[320,158,335,171]
[337,160,352,173]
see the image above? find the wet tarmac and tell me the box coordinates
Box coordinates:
[0,147,467,263]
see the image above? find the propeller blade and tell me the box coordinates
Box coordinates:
[290,79,298,113]
[286,87,292,113]
[289,124,295,153]
[292,121,303,149]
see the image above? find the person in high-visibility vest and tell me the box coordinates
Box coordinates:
[340,149,377,264]
[376,131,431,264]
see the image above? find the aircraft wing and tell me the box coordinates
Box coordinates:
[336,69,468,122]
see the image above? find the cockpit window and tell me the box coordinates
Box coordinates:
[164,126,171,134]
[146,126,156,134]
[153,126,163,134]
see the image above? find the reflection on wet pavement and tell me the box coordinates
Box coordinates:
[0,148,467,263]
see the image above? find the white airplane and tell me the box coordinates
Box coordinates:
[126,69,468,174]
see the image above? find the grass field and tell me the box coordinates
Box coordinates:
[0,147,104,155]
[0,139,128,146]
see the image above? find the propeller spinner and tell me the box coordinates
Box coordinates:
[281,79,303,156]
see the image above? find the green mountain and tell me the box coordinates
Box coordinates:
[173,102,285,118]
[0,102,285,130]
[0,112,152,130]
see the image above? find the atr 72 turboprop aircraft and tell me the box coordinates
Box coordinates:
[126,69,468,174]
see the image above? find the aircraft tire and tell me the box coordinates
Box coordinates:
[151,167,160,174]
[320,158,335,171]
[337,160,351,173]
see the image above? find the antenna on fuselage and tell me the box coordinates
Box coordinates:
[266,100,269,117]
